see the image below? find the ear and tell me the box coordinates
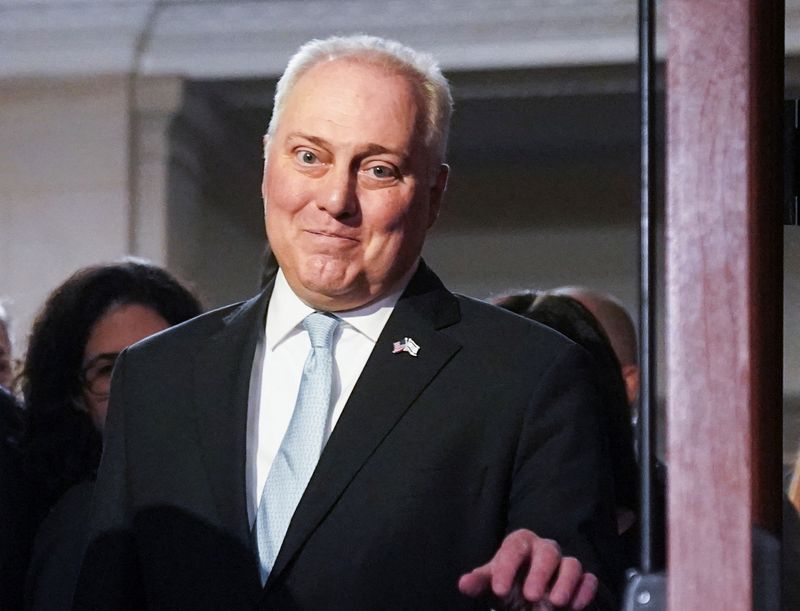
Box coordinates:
[426,163,449,228]
[622,363,640,405]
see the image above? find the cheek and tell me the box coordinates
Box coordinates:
[81,391,108,432]
[265,181,297,233]
[266,162,308,208]
[378,197,429,240]
[266,179,314,236]
[362,206,425,263]
[367,188,422,229]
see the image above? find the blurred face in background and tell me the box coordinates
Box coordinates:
[0,322,12,388]
[79,303,169,431]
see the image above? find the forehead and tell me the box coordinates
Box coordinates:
[84,303,168,356]
[277,58,425,148]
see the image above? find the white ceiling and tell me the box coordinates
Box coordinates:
[7,0,800,87]
[2,0,653,79]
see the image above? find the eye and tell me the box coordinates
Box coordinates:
[83,359,116,381]
[96,363,115,377]
[295,150,319,165]
[366,164,398,180]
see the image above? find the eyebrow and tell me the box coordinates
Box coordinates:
[286,132,406,160]
[286,132,330,148]
[82,352,119,369]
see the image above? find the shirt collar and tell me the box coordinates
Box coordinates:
[265,270,315,351]
[265,262,417,349]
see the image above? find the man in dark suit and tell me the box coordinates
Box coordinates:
[75,35,621,610]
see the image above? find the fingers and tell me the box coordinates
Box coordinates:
[459,529,599,611]
[566,572,599,610]
[460,530,559,602]
[490,531,537,597]
[545,557,599,610]
[457,565,492,597]
[545,556,581,607]
[520,537,560,601]
[458,531,535,599]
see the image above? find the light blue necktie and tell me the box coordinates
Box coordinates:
[254,311,340,585]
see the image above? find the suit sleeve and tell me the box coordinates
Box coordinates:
[72,350,146,610]
[509,342,623,608]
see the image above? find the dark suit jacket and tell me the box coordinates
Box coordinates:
[74,262,621,610]
[26,480,93,610]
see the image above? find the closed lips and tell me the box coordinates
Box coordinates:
[307,230,358,242]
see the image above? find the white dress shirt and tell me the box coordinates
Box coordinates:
[246,267,414,525]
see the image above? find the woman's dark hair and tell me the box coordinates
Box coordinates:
[492,291,639,516]
[21,259,202,515]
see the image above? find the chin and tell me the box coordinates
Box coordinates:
[300,257,351,288]
[293,272,360,309]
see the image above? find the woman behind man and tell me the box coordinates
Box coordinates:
[19,259,202,610]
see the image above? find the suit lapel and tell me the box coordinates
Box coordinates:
[193,287,271,547]
[267,262,462,585]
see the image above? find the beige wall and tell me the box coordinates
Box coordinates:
[0,77,132,352]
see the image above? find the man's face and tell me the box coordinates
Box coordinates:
[263,58,448,311]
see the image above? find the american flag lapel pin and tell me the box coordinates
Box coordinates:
[392,337,420,357]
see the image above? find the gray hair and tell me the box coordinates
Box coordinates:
[266,34,453,165]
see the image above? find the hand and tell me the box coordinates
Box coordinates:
[458,529,598,610]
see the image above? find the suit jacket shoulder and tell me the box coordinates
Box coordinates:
[127,292,265,359]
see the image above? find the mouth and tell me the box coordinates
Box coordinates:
[305,229,359,243]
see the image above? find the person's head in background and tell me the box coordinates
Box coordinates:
[492,290,639,538]
[551,286,639,406]
[21,259,202,511]
[0,301,13,389]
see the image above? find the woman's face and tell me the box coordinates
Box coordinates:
[80,303,169,431]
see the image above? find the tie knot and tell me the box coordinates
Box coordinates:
[303,312,340,349]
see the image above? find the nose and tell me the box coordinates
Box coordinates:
[317,165,357,218]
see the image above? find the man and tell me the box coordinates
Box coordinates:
[551,286,670,572]
[551,287,639,407]
[75,36,620,610]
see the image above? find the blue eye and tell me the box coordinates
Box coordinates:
[369,165,396,179]
[297,150,318,164]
